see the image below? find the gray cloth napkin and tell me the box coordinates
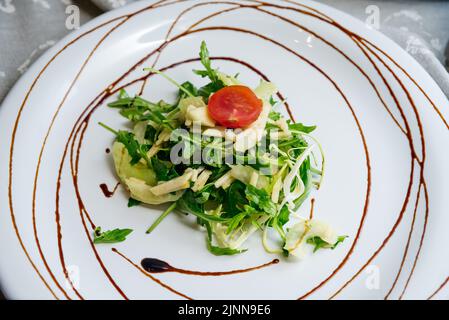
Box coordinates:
[0,0,102,103]
[0,0,448,104]
[91,0,135,11]
[91,0,449,98]
[382,26,449,99]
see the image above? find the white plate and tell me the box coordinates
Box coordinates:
[0,0,448,300]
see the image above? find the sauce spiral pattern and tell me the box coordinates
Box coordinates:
[5,0,448,300]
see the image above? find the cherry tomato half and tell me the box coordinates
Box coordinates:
[208,85,263,128]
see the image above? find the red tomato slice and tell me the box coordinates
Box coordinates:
[208,85,263,128]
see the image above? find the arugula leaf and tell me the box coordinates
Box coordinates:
[177,190,229,223]
[116,131,149,166]
[193,70,209,78]
[145,125,158,143]
[118,108,144,122]
[306,236,348,253]
[293,157,313,210]
[114,96,142,110]
[119,89,129,99]
[128,198,141,208]
[157,100,176,113]
[226,205,258,234]
[226,212,246,234]
[245,185,277,216]
[193,41,225,101]
[99,123,150,166]
[151,156,179,182]
[195,41,218,83]
[108,91,152,110]
[195,183,225,205]
[332,236,348,249]
[108,97,134,109]
[306,236,327,253]
[278,137,307,149]
[198,81,224,101]
[223,181,248,218]
[277,205,290,226]
[207,242,247,256]
[195,191,211,204]
[209,165,231,182]
[107,91,178,130]
[235,151,271,171]
[200,220,247,256]
[282,248,290,258]
[93,227,133,244]
[268,111,281,121]
[289,123,317,134]
[178,81,198,101]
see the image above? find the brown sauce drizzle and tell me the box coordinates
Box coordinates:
[309,199,316,220]
[141,257,279,276]
[427,276,449,300]
[112,248,192,300]
[5,10,128,302]
[7,0,445,301]
[100,182,120,198]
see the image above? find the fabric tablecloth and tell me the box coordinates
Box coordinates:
[1,0,448,104]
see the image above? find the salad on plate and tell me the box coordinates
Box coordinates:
[98,42,346,257]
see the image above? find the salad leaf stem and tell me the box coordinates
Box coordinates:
[294,132,326,189]
[262,225,283,254]
[98,122,119,135]
[146,202,177,234]
[144,67,195,98]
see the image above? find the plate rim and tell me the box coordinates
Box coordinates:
[0,0,448,299]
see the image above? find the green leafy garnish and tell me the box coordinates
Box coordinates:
[128,198,141,208]
[193,41,224,101]
[207,242,247,256]
[194,41,219,83]
[178,81,198,100]
[99,122,150,166]
[197,82,224,101]
[151,156,179,182]
[223,181,248,217]
[201,219,247,256]
[245,185,277,216]
[289,123,317,134]
[307,236,348,253]
[269,111,281,121]
[93,227,133,244]
[277,205,290,226]
[117,131,149,165]
[177,190,229,223]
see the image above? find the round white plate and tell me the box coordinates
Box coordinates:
[0,0,448,300]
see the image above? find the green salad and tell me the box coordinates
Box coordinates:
[99,42,346,257]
